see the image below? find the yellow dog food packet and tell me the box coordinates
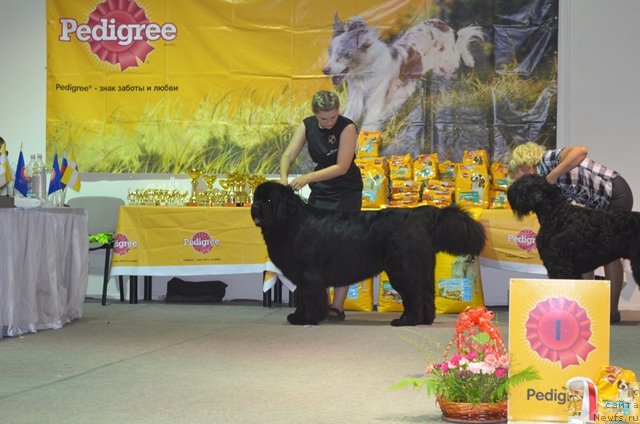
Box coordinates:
[414,153,439,182]
[389,154,413,181]
[360,163,388,208]
[329,278,374,312]
[455,164,490,208]
[435,252,485,314]
[595,365,640,423]
[422,179,455,207]
[438,160,458,183]
[377,271,404,313]
[490,162,512,191]
[355,156,389,174]
[357,131,381,158]
[489,189,510,209]
[462,149,489,170]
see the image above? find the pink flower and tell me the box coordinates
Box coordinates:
[440,362,450,373]
[450,354,462,366]
[495,367,507,378]
[498,355,510,368]
[465,351,478,361]
[484,354,498,366]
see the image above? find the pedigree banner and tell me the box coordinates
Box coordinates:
[111,206,268,275]
[508,279,610,422]
[478,209,546,274]
[46,0,558,174]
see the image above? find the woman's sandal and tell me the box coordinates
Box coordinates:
[324,307,346,323]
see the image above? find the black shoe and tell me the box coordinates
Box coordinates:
[323,307,346,323]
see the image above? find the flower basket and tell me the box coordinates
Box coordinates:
[391,307,539,423]
[437,395,507,423]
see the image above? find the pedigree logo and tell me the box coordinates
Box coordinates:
[184,232,220,254]
[113,233,138,255]
[58,0,177,71]
[507,229,537,253]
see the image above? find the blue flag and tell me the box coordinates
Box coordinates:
[48,153,64,195]
[14,151,29,197]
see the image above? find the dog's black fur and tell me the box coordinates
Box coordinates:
[251,181,486,326]
[507,174,640,284]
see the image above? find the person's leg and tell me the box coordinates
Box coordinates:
[604,259,624,323]
[605,176,633,323]
[330,286,348,313]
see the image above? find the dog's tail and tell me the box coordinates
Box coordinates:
[456,26,485,67]
[433,206,486,256]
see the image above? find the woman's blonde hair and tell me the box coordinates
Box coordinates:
[311,90,340,113]
[507,141,546,176]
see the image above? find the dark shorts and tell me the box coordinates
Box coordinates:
[609,175,633,211]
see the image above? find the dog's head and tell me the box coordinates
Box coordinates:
[250,182,305,234]
[506,174,565,219]
[322,14,375,85]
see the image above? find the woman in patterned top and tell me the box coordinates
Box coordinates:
[508,141,633,323]
[280,90,363,322]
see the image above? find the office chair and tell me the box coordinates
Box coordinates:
[67,196,126,305]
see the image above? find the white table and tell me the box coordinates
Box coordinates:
[0,206,88,338]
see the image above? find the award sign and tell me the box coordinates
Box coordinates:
[508,279,610,422]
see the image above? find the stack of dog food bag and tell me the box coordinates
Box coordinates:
[348,131,513,314]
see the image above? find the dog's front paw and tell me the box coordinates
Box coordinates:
[390,316,418,327]
[287,312,307,325]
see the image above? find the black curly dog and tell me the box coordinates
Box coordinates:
[251,181,486,326]
[507,174,640,284]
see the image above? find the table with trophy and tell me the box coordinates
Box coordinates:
[110,171,281,304]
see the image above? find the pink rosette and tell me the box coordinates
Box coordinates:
[525,297,595,368]
[87,0,155,70]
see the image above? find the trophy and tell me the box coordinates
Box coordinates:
[247,174,267,204]
[203,174,218,206]
[186,168,203,206]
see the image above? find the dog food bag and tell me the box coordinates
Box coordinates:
[489,189,510,209]
[355,156,389,174]
[360,163,388,208]
[389,154,413,181]
[455,164,490,208]
[435,252,485,314]
[389,192,421,207]
[390,180,422,197]
[438,160,458,182]
[422,179,455,207]
[357,131,381,158]
[377,271,404,313]
[490,162,512,191]
[329,278,374,312]
[462,149,489,170]
[413,153,439,182]
[594,365,640,423]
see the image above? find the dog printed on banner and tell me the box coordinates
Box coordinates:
[323,14,485,155]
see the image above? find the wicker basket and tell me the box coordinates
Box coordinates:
[437,396,507,423]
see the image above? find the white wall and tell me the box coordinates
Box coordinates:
[2,0,640,308]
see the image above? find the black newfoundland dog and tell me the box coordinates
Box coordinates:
[507,174,640,282]
[251,182,486,326]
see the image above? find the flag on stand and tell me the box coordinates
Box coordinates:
[0,143,11,188]
[60,152,81,192]
[13,151,29,197]
[48,153,65,195]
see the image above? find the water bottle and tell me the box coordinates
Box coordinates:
[34,153,47,202]
[25,154,36,198]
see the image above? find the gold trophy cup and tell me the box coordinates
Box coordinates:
[186,168,203,206]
